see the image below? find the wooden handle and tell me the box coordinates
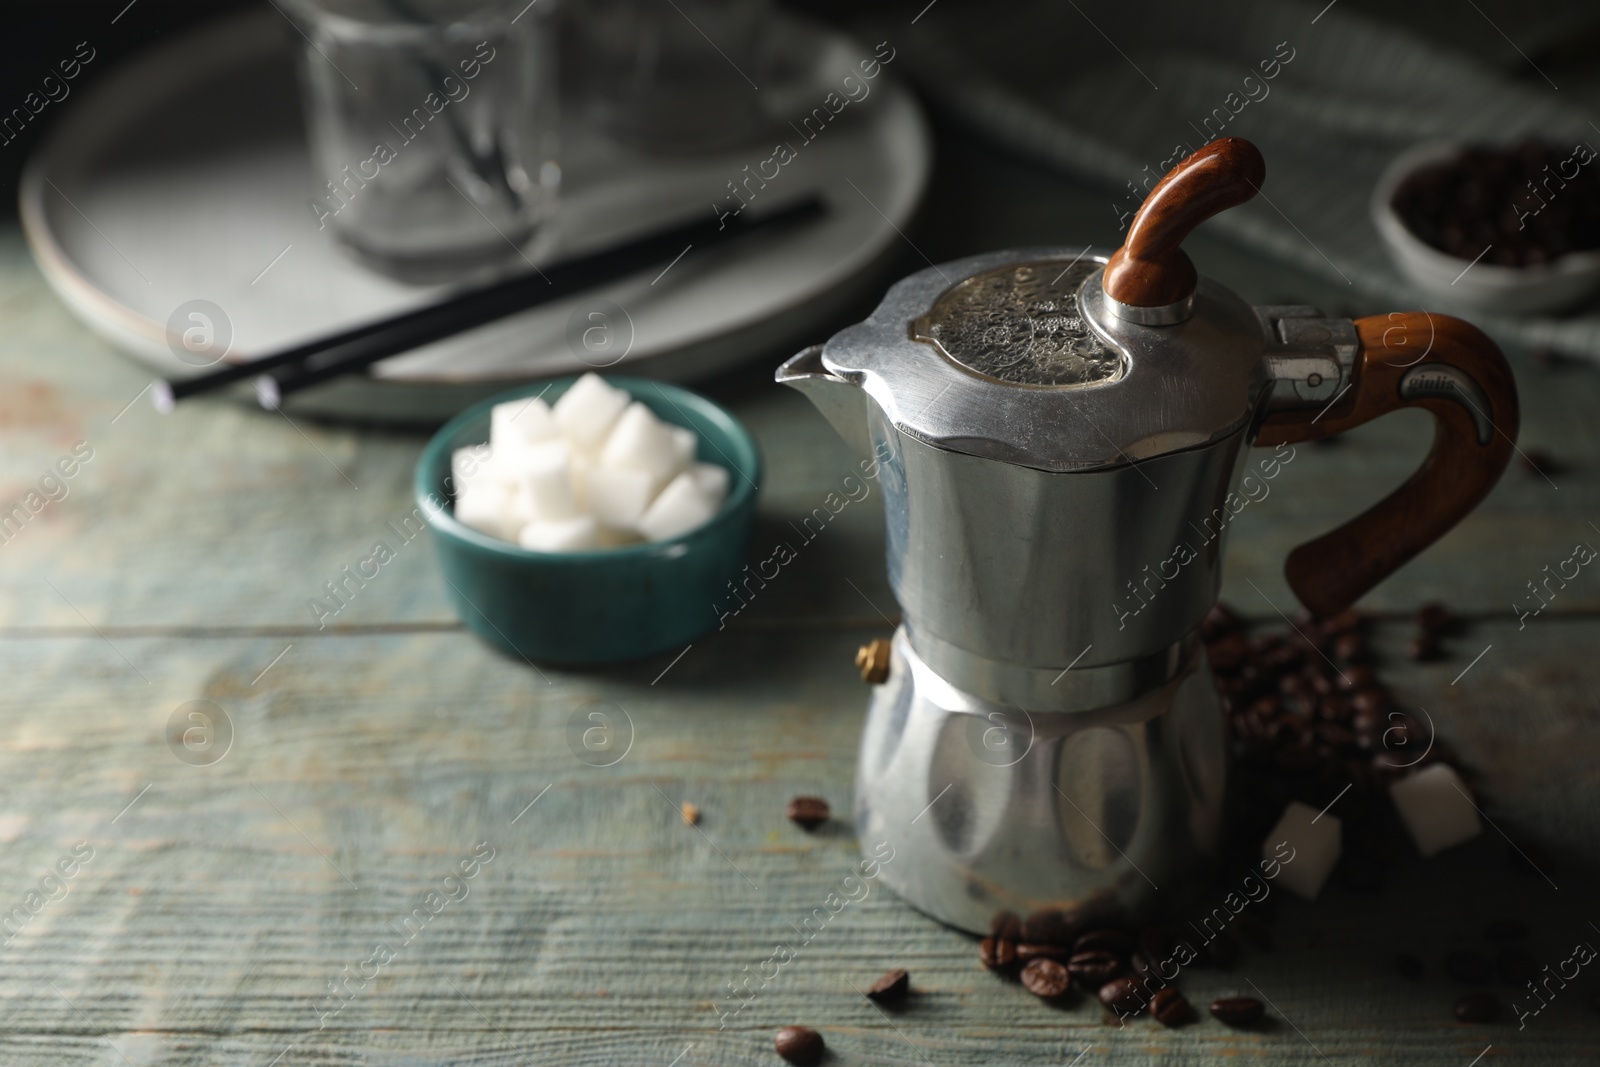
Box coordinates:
[1253,313,1519,617]
[1102,138,1266,307]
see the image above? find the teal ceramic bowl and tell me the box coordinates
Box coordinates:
[416,377,761,664]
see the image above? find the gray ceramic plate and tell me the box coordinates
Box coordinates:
[20,8,930,423]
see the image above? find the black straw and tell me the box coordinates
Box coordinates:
[151,194,826,411]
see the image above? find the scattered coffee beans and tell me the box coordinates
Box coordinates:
[865,968,910,1003]
[1074,929,1135,956]
[1065,950,1123,988]
[774,1026,825,1064]
[1016,942,1071,963]
[1209,996,1265,1026]
[1151,987,1196,1028]
[786,796,830,831]
[1098,976,1148,1017]
[979,937,1017,972]
[1453,993,1501,1024]
[1021,958,1073,1000]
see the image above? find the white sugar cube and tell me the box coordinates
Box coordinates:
[454,483,519,541]
[691,461,730,503]
[451,443,496,488]
[599,403,680,489]
[669,425,698,471]
[518,514,600,552]
[586,465,655,529]
[553,372,629,450]
[490,397,559,453]
[1390,763,1482,857]
[1264,801,1341,901]
[638,471,718,542]
[515,440,577,519]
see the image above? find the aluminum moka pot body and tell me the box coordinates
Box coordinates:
[777,245,1348,934]
[780,136,1519,936]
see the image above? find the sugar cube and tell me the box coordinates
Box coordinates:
[553,372,629,450]
[1264,800,1341,901]
[599,402,680,489]
[691,461,730,503]
[518,515,600,552]
[638,471,718,542]
[1389,763,1482,857]
[451,443,496,488]
[515,440,577,520]
[586,465,655,529]
[490,397,559,454]
[454,483,519,541]
[669,425,698,471]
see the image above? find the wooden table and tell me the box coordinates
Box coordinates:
[3,110,1600,1066]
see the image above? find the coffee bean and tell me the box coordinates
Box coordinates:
[1201,602,1240,640]
[1066,950,1124,988]
[1209,996,1265,1026]
[989,910,1021,941]
[1333,633,1368,664]
[1395,952,1424,980]
[1484,918,1528,941]
[1446,950,1494,983]
[1406,634,1442,661]
[1496,948,1539,986]
[1074,929,1135,956]
[1416,603,1452,633]
[785,796,830,830]
[1207,636,1250,673]
[1453,993,1500,1023]
[1351,688,1392,716]
[1021,958,1073,1000]
[1016,942,1072,962]
[979,937,1016,971]
[1019,908,1082,946]
[774,1026,825,1064]
[1099,976,1149,1016]
[865,968,909,1003]
[1151,987,1196,1027]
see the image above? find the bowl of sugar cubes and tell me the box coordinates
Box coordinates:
[416,373,760,663]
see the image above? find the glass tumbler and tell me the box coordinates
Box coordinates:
[563,0,771,153]
[283,0,559,283]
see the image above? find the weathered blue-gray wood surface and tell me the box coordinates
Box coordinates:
[4,61,1600,1066]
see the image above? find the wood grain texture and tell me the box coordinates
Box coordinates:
[1102,138,1265,307]
[1256,313,1520,616]
[3,150,1600,1066]
[0,621,1597,1065]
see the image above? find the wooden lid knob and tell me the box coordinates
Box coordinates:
[1102,138,1266,312]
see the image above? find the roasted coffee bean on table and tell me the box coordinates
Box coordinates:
[785,796,830,830]
[865,968,910,1003]
[1151,987,1197,1028]
[979,937,1018,972]
[1020,958,1074,1000]
[774,1026,825,1064]
[1453,993,1501,1024]
[1074,929,1136,956]
[1209,996,1266,1026]
[1098,976,1149,1016]
[1446,949,1495,984]
[1065,950,1123,988]
[1016,942,1072,962]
